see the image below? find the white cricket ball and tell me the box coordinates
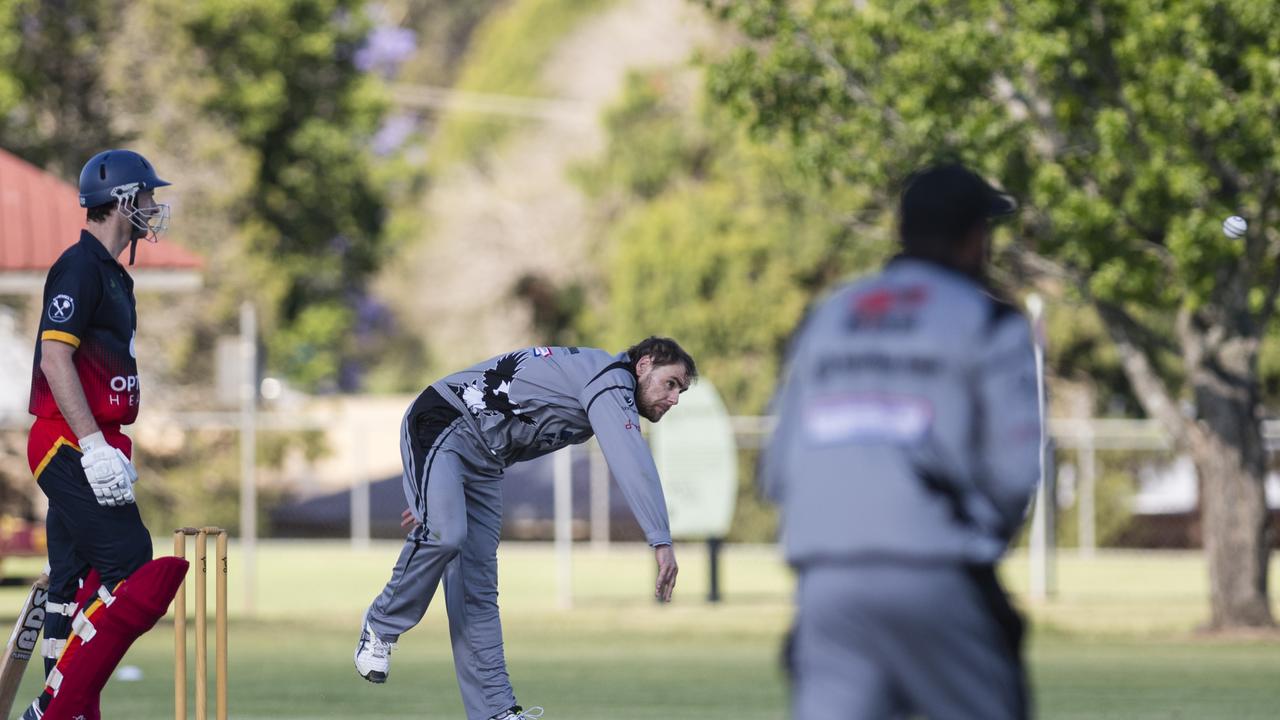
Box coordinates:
[1223,215,1248,238]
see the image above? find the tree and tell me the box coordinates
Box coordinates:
[580,71,888,415]
[577,70,892,541]
[0,0,127,175]
[701,0,1280,629]
[180,0,394,391]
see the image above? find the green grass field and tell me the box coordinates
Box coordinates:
[1,543,1277,719]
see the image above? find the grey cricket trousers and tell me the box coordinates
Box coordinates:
[365,388,516,720]
[789,562,1029,720]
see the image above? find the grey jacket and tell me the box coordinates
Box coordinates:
[762,257,1043,566]
[431,346,672,546]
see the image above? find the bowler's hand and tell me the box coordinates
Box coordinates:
[401,508,420,530]
[654,544,678,602]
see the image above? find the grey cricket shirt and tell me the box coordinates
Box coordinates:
[762,257,1043,566]
[430,346,673,547]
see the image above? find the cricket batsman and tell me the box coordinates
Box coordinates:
[355,337,696,720]
[762,163,1043,719]
[22,149,189,720]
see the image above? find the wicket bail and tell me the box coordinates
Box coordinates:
[173,527,228,720]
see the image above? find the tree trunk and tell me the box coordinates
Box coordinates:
[1185,336,1274,629]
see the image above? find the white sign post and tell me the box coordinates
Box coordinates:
[1026,293,1056,601]
[651,379,738,601]
[554,447,574,610]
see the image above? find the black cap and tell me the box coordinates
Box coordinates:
[898,163,1017,249]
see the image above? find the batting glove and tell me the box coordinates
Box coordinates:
[79,432,136,507]
[122,455,139,488]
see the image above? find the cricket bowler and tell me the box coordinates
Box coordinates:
[762,163,1042,719]
[355,337,696,720]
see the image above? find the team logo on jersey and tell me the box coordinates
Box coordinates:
[47,294,75,323]
[848,286,928,331]
[107,277,125,304]
[451,351,537,426]
[534,346,554,357]
[804,394,933,445]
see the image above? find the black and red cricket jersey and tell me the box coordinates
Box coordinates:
[28,230,140,474]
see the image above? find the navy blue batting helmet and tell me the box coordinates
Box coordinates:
[77,149,171,208]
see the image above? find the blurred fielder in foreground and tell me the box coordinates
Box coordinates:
[356,338,695,720]
[763,163,1043,720]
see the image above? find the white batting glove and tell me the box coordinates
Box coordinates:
[79,432,136,507]
[121,453,139,488]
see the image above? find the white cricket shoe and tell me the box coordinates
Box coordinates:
[492,706,544,719]
[354,620,396,683]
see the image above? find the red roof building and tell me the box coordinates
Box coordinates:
[0,147,202,293]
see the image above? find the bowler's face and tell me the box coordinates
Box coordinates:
[636,361,690,422]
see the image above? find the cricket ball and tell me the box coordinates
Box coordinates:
[1223,215,1248,239]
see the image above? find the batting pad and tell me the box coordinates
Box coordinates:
[27,568,105,717]
[43,557,188,720]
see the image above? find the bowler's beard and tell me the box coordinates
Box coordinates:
[635,375,663,422]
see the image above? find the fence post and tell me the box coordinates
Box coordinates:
[589,440,610,552]
[238,301,257,616]
[1079,433,1097,557]
[554,447,573,610]
[351,423,371,550]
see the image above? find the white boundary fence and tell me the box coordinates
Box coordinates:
[7,412,1280,610]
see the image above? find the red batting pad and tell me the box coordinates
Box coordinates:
[43,557,188,720]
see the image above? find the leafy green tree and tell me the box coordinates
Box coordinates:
[582,71,889,416]
[579,71,892,541]
[180,0,393,390]
[700,0,1280,629]
[0,0,126,175]
[0,1,22,129]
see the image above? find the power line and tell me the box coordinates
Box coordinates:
[388,83,596,125]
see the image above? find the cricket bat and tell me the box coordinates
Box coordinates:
[0,568,50,718]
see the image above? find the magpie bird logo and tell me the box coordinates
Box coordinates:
[453,351,536,425]
[47,294,75,323]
